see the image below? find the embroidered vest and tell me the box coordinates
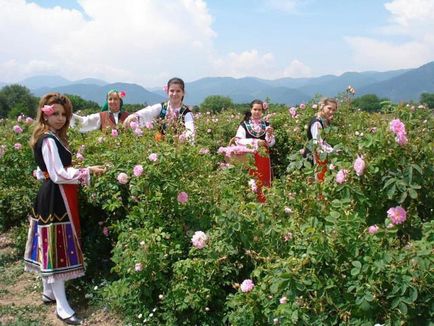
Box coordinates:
[100,111,130,130]
[241,119,269,140]
[158,102,191,135]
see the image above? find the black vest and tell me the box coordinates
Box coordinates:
[240,119,269,140]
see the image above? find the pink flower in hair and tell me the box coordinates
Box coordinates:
[41,105,55,116]
[119,90,126,98]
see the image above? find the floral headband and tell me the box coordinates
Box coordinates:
[41,105,55,116]
[107,89,126,99]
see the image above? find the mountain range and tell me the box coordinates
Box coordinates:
[2,61,434,105]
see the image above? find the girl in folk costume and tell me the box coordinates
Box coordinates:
[306,97,338,182]
[71,89,130,132]
[25,93,105,325]
[123,77,195,143]
[235,99,275,202]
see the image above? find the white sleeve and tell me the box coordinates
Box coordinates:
[134,103,162,127]
[311,121,333,153]
[71,113,101,133]
[184,112,195,142]
[42,138,90,185]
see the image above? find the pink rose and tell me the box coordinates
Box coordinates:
[76,152,84,161]
[389,119,406,135]
[353,155,365,176]
[130,121,139,129]
[13,125,23,134]
[199,148,210,155]
[14,143,22,150]
[248,179,257,193]
[240,279,254,293]
[25,117,34,125]
[263,101,269,111]
[299,103,306,109]
[145,121,153,129]
[177,191,189,204]
[288,107,297,118]
[111,129,118,137]
[387,206,407,225]
[283,232,293,242]
[41,105,55,116]
[279,296,288,304]
[395,132,408,146]
[284,207,292,214]
[134,128,143,136]
[117,172,129,184]
[368,225,379,234]
[191,231,208,249]
[102,226,109,237]
[148,153,158,162]
[135,262,143,272]
[336,169,348,184]
[133,165,143,177]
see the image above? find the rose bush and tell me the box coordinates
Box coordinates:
[0,99,432,324]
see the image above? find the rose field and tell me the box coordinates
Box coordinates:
[0,97,433,325]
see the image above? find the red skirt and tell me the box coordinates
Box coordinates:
[249,151,272,203]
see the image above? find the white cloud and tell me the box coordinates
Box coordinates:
[0,0,216,86]
[212,50,277,78]
[345,0,434,70]
[283,59,312,78]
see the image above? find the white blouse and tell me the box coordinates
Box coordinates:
[70,112,122,133]
[310,121,334,153]
[235,123,275,148]
[37,137,90,185]
[132,103,195,142]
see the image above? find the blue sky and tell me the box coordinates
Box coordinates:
[1,0,433,87]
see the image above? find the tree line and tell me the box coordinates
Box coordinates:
[1,84,433,119]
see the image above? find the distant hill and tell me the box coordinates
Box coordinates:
[357,62,434,101]
[1,61,433,105]
[32,82,166,106]
[185,77,310,104]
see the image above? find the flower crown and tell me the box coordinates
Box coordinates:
[41,105,55,116]
[107,89,126,99]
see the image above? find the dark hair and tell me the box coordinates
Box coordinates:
[167,77,185,101]
[167,77,185,92]
[242,99,264,122]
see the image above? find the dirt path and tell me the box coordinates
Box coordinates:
[0,230,122,325]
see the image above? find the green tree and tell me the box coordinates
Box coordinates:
[200,95,234,113]
[352,94,388,112]
[0,84,38,118]
[65,94,100,112]
[420,92,434,109]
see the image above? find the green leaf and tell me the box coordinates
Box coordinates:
[351,268,360,276]
[387,184,396,199]
[351,261,362,269]
[408,188,418,199]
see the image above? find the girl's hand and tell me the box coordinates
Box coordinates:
[89,165,107,176]
[123,114,137,128]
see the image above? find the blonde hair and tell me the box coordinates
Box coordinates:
[319,97,338,110]
[29,93,73,148]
